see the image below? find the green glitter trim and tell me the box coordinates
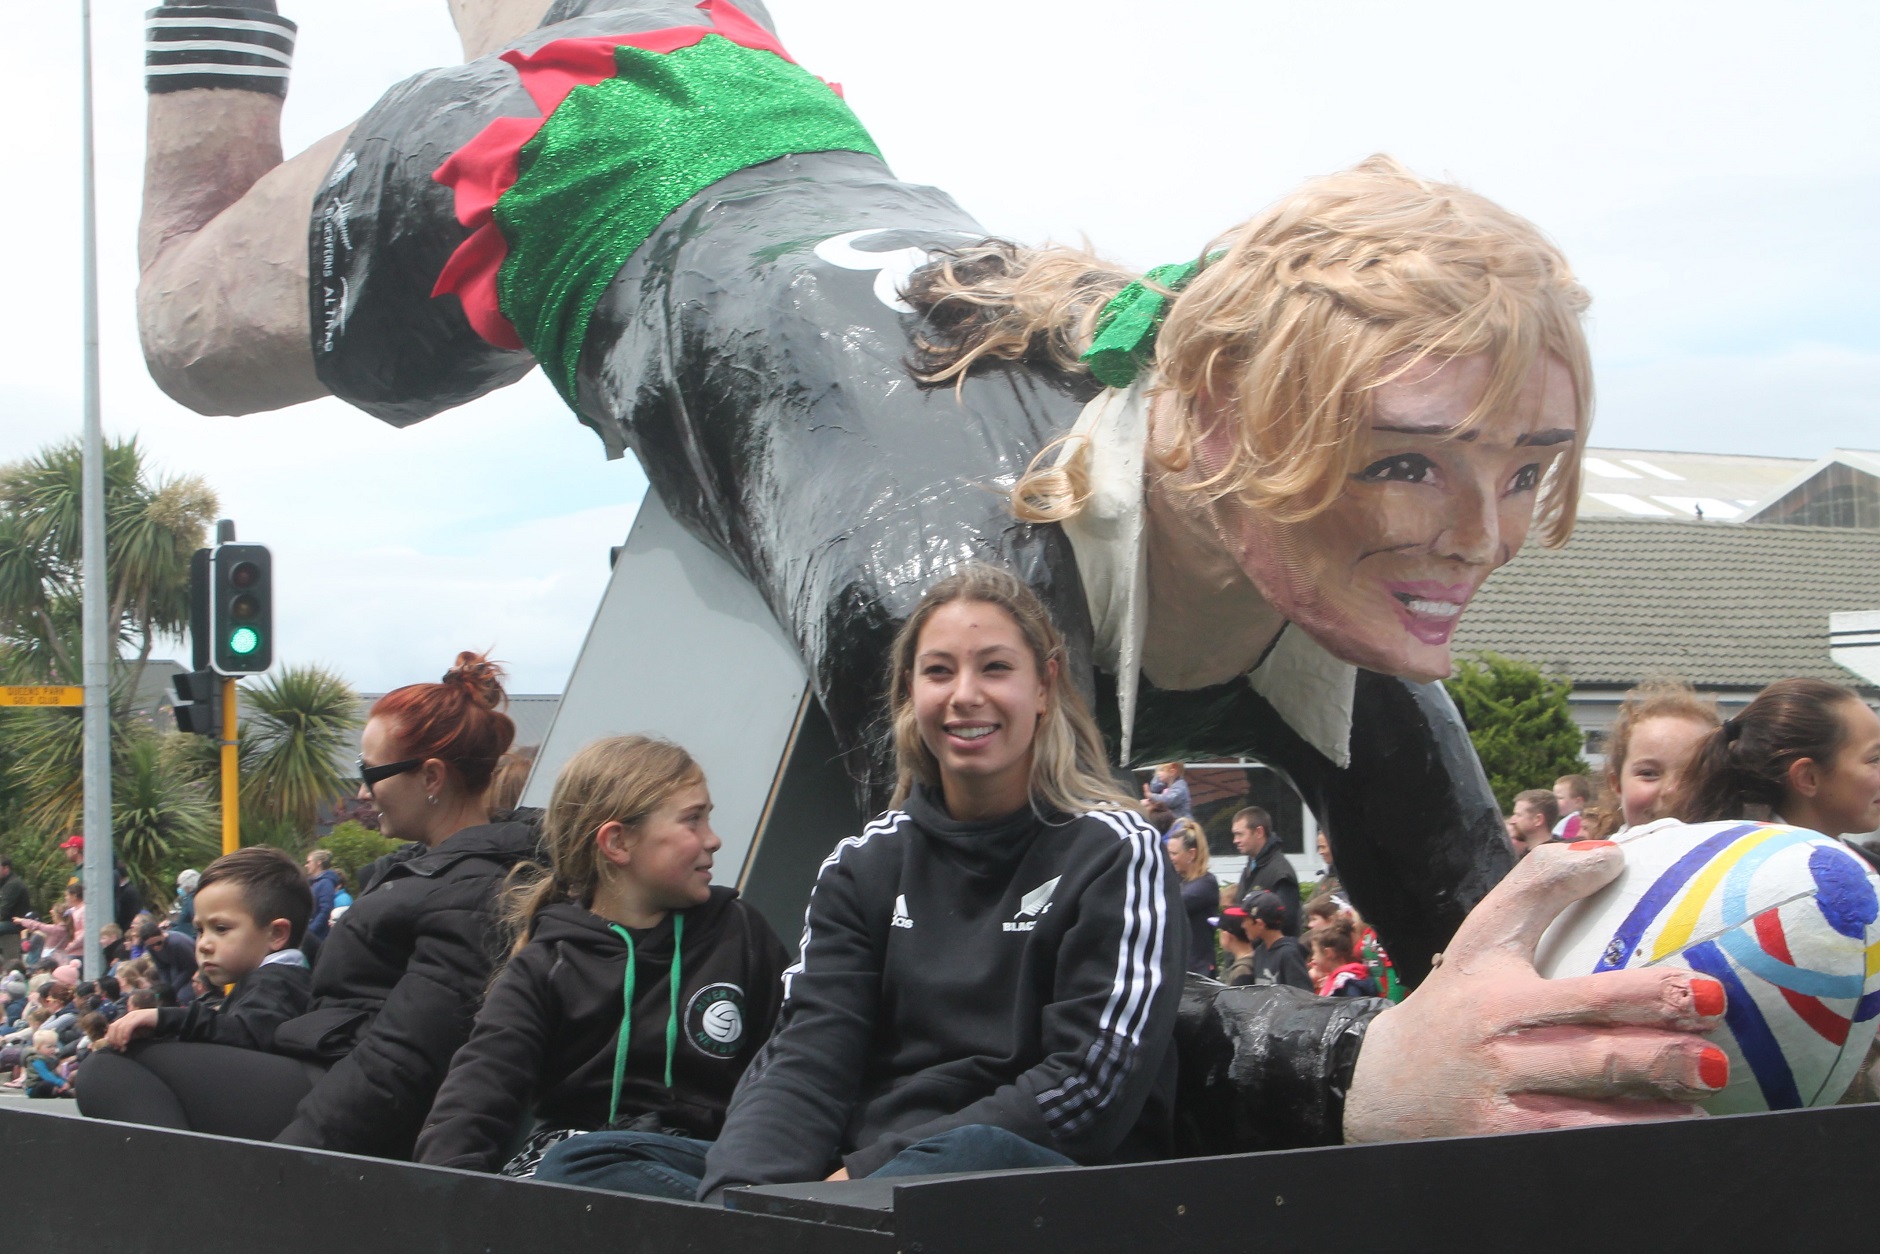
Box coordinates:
[492,35,882,404]
[1081,258,1207,390]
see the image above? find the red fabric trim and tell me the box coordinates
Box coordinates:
[431,0,789,349]
[1753,908,1850,1047]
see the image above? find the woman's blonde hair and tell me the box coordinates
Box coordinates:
[905,155,1591,547]
[886,565,1131,815]
[500,735,705,957]
[1581,679,1721,838]
[1167,817,1211,881]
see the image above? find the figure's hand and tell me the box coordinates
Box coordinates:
[104,1008,158,1052]
[1343,841,1728,1142]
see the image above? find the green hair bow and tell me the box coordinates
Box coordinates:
[1079,256,1209,389]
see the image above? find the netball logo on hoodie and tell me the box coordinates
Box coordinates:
[685,983,747,1058]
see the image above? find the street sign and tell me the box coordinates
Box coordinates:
[0,686,84,707]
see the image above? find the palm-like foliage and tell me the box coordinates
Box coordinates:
[114,734,218,903]
[241,665,362,839]
[0,437,215,685]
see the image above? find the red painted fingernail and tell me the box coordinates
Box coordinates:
[1567,840,1618,852]
[1691,977,1726,1018]
[1698,1046,1729,1090]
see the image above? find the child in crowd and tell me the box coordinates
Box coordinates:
[1,1007,51,1087]
[1582,680,1720,838]
[25,1029,72,1098]
[102,847,314,1053]
[13,902,74,966]
[1215,907,1259,986]
[1308,921,1380,998]
[414,736,789,1180]
[114,957,154,993]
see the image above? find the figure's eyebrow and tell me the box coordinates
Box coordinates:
[1368,424,1577,448]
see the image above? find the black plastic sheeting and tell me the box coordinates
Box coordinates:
[308,0,1512,990]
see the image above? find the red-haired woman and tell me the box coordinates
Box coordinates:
[79,652,538,1159]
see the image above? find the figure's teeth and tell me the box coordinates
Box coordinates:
[1404,599,1463,619]
[951,725,995,740]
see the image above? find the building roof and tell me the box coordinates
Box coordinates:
[1451,517,1880,693]
[1742,450,1880,528]
[1575,447,1810,522]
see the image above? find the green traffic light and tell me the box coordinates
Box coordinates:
[229,626,261,656]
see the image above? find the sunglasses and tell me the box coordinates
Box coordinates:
[358,756,424,789]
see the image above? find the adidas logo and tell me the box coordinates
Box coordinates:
[1003,875,1062,932]
[890,894,914,929]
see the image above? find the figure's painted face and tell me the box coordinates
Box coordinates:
[1218,353,1578,682]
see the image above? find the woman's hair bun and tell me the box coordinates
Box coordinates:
[442,650,508,711]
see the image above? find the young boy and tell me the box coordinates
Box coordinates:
[104,848,314,1054]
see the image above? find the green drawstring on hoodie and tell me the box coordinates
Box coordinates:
[605,915,684,1125]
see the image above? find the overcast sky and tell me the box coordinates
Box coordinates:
[3,0,1874,694]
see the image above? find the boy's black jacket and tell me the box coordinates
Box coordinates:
[702,787,1183,1196]
[414,887,789,1172]
[154,958,312,1049]
[271,814,539,1158]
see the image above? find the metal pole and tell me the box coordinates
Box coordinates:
[221,677,240,854]
[78,0,112,980]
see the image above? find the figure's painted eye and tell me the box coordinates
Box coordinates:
[1509,463,1542,492]
[1358,454,1436,484]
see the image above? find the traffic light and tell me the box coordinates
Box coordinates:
[172,669,221,736]
[211,543,273,674]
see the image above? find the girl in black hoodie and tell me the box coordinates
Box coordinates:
[413,736,788,1187]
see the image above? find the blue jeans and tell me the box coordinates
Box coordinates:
[535,1131,712,1200]
[865,1124,1074,1179]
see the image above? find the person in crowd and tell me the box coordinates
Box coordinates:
[693,566,1181,1201]
[1310,829,1340,898]
[0,971,27,1028]
[1506,789,1562,858]
[134,917,199,1006]
[98,923,126,969]
[88,848,313,1066]
[114,865,144,934]
[1676,679,1880,853]
[304,850,341,945]
[59,833,83,887]
[1165,818,1218,978]
[1142,764,1193,823]
[414,735,789,1185]
[95,975,123,1023]
[1551,774,1591,841]
[73,651,535,1158]
[1309,921,1380,998]
[1215,907,1259,987]
[113,958,154,994]
[169,870,200,941]
[1238,891,1313,992]
[124,989,158,1013]
[0,855,30,973]
[25,1029,73,1098]
[14,898,76,968]
[488,746,539,814]
[1231,807,1299,936]
[1582,680,1721,839]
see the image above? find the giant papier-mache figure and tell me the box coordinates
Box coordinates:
[140,0,1733,1151]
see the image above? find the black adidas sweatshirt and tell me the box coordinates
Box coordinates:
[414,888,789,1172]
[700,786,1182,1196]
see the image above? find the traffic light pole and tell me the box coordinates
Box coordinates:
[221,676,240,855]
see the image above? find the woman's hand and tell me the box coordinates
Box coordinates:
[825,1167,850,1182]
[1344,840,1729,1142]
[104,1008,159,1052]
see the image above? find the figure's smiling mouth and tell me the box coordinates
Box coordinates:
[1394,595,1463,619]
[1385,582,1472,645]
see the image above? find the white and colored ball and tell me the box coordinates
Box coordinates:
[1535,818,1880,1114]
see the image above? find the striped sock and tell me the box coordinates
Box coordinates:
[145,5,297,97]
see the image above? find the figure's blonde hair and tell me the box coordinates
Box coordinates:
[500,735,705,957]
[905,156,1592,546]
[886,565,1131,816]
